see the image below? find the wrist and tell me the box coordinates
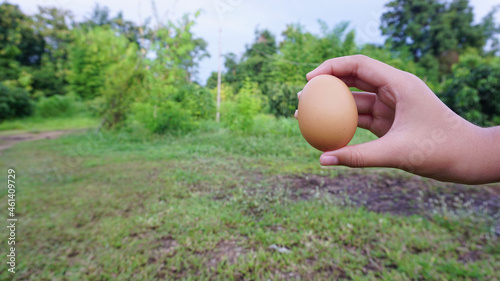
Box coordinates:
[452,125,500,184]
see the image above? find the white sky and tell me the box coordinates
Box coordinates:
[10,0,500,84]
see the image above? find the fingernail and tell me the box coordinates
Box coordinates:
[320,155,339,166]
[294,110,298,119]
[297,91,302,99]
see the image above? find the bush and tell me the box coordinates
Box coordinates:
[264,82,301,118]
[35,94,83,118]
[129,101,196,134]
[0,83,33,121]
[440,52,500,126]
[222,78,264,132]
[175,83,216,120]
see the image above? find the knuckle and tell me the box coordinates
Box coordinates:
[353,54,368,61]
[347,148,365,168]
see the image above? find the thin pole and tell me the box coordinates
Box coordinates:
[216,28,222,123]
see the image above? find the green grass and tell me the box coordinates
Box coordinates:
[0,115,99,135]
[0,117,498,280]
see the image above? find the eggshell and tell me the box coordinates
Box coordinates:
[297,75,358,152]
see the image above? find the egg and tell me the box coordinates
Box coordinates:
[297,75,358,152]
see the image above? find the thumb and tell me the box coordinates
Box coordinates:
[319,138,396,168]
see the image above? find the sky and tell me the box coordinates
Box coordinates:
[10,0,500,84]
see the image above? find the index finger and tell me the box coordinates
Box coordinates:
[306,55,398,90]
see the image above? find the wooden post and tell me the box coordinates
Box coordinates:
[216,28,222,123]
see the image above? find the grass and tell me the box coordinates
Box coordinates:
[0,116,498,280]
[0,115,99,135]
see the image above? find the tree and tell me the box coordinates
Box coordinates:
[232,29,278,90]
[381,0,499,73]
[79,4,144,48]
[440,51,500,125]
[130,12,212,133]
[0,3,44,82]
[31,6,75,97]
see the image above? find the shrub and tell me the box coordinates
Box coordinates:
[222,78,264,132]
[441,52,500,126]
[35,94,83,118]
[175,83,215,120]
[264,82,301,118]
[0,83,33,121]
[130,101,196,134]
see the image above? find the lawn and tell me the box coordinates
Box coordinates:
[0,117,499,280]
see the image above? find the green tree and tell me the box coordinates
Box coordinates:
[0,3,44,82]
[67,27,143,127]
[131,12,212,133]
[79,4,144,47]
[263,21,357,117]
[31,6,75,97]
[381,0,499,74]
[440,51,500,125]
[230,29,278,90]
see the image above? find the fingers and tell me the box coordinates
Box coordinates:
[319,137,397,168]
[294,91,302,119]
[357,114,373,130]
[339,77,378,94]
[352,92,376,114]
[307,55,398,89]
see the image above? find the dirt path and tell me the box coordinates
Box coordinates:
[0,130,72,155]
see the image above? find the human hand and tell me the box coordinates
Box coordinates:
[296,55,500,184]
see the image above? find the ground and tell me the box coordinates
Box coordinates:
[0,130,73,154]
[0,123,498,280]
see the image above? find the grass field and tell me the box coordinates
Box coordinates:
[0,116,499,280]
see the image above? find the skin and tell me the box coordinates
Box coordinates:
[295,55,500,185]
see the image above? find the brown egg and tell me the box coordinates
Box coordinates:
[297,75,358,152]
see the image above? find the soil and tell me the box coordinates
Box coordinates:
[271,172,500,218]
[0,130,72,155]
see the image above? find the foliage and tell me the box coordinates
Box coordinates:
[222,78,264,132]
[35,94,83,118]
[381,0,499,75]
[67,27,144,128]
[78,4,144,48]
[0,2,45,97]
[264,82,301,117]
[0,3,44,69]
[0,83,33,121]
[216,22,360,119]
[31,6,75,97]
[440,51,500,125]
[133,11,210,134]
[175,83,215,120]
[129,101,196,134]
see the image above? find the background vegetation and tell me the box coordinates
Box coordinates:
[1,0,499,130]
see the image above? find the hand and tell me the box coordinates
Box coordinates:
[297,55,500,184]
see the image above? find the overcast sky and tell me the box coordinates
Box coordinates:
[10,0,500,84]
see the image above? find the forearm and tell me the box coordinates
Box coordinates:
[454,125,500,184]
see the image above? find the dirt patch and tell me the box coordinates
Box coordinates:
[0,130,73,154]
[269,171,500,218]
[205,239,246,269]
